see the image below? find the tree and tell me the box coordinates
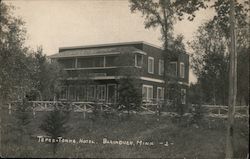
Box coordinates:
[40,106,70,155]
[29,47,67,101]
[189,22,229,105]
[188,1,249,157]
[189,0,249,106]
[0,2,33,103]
[118,76,142,115]
[210,0,249,40]
[129,0,207,102]
[116,52,142,115]
[0,4,33,155]
[237,47,249,105]
[189,83,203,105]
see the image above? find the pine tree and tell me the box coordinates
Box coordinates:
[118,76,142,116]
[40,106,70,155]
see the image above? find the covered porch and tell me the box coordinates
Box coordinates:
[59,79,118,104]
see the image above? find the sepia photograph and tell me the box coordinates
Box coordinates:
[0,0,249,158]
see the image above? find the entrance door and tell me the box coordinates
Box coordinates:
[107,84,116,103]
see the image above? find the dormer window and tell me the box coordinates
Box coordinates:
[148,57,154,74]
[135,54,143,67]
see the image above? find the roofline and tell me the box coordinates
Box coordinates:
[59,41,164,52]
[49,52,121,59]
[49,49,148,59]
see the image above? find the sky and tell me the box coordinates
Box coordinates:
[5,0,215,83]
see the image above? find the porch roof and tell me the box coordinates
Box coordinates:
[49,46,146,59]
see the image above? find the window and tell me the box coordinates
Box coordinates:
[157,87,164,101]
[180,62,185,78]
[105,56,117,67]
[96,85,106,102]
[59,59,75,68]
[159,59,164,75]
[135,54,143,67]
[170,62,177,76]
[181,89,186,104]
[148,57,154,74]
[77,57,104,68]
[142,85,153,101]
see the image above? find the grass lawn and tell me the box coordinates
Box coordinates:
[1,109,249,158]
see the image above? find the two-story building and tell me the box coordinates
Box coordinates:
[49,41,189,105]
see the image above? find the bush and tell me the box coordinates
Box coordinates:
[14,98,32,144]
[189,104,207,126]
[40,106,71,155]
[118,77,142,115]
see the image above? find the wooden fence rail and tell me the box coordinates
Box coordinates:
[8,101,249,118]
[199,105,249,118]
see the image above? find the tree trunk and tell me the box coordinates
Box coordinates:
[225,0,237,158]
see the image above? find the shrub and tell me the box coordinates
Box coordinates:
[40,106,70,155]
[14,98,32,144]
[189,104,207,126]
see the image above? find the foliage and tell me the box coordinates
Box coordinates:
[30,47,67,101]
[0,2,66,103]
[40,109,70,138]
[14,98,31,128]
[168,34,186,53]
[0,2,32,103]
[189,104,207,126]
[210,0,249,39]
[188,83,203,105]
[118,77,142,114]
[237,47,249,105]
[129,0,207,48]
[14,98,32,143]
[1,107,249,158]
[129,0,205,103]
[40,106,70,155]
[116,52,142,115]
[189,1,249,105]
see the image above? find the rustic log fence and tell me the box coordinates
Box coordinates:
[201,105,249,118]
[7,101,249,118]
